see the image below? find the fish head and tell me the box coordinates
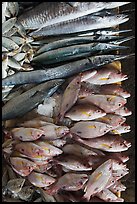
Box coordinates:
[109,72,128,82]
[56,126,70,137]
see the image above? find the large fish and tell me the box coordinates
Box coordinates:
[2,54,133,86]
[70,121,113,139]
[18,2,130,30]
[65,104,106,121]
[83,159,112,200]
[2,79,64,120]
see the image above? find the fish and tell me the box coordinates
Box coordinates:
[112,106,132,116]
[49,138,67,148]
[2,36,19,50]
[32,43,127,65]
[78,94,127,113]
[58,75,81,121]
[111,159,129,180]
[2,17,17,35]
[83,159,112,200]
[2,54,133,86]
[65,104,106,121]
[29,13,129,37]
[96,114,126,128]
[109,123,131,135]
[85,66,128,85]
[73,134,131,152]
[11,127,45,141]
[39,188,56,202]
[17,119,52,128]
[109,180,126,193]
[19,2,130,30]
[70,121,113,139]
[56,155,92,171]
[105,152,129,163]
[96,188,124,202]
[10,157,37,177]
[46,173,88,195]
[39,124,69,140]
[18,186,34,201]
[2,79,64,120]
[27,171,56,187]
[35,35,125,56]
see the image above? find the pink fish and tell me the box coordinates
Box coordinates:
[111,159,129,180]
[83,159,112,200]
[73,134,131,152]
[27,171,56,187]
[58,75,81,121]
[109,123,131,135]
[11,127,45,141]
[49,138,67,148]
[78,94,127,113]
[10,157,37,177]
[81,70,97,82]
[105,152,129,163]
[65,104,106,121]
[70,121,112,139]
[46,173,88,195]
[109,180,126,194]
[112,106,132,116]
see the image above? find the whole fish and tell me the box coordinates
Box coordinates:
[10,157,37,177]
[56,155,92,171]
[83,159,112,200]
[85,66,128,85]
[19,2,130,30]
[58,75,81,121]
[6,178,25,194]
[46,173,88,195]
[74,134,131,152]
[11,127,45,141]
[35,35,125,56]
[2,79,64,120]
[39,124,69,140]
[112,106,132,116]
[2,54,133,86]
[96,188,124,202]
[78,94,127,113]
[70,121,113,139]
[65,104,106,121]
[96,114,126,128]
[109,123,131,135]
[27,171,56,187]
[33,43,127,65]
[30,13,129,37]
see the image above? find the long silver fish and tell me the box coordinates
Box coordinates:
[2,54,133,86]
[2,79,64,120]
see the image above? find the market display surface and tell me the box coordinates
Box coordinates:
[2,2,134,202]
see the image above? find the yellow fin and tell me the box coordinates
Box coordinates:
[88,125,96,129]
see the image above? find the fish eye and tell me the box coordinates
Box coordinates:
[118,103,122,107]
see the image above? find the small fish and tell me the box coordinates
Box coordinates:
[2,54,133,86]
[39,188,56,202]
[65,104,106,121]
[56,155,92,171]
[70,121,112,139]
[96,188,124,202]
[10,157,37,176]
[58,75,81,121]
[109,123,131,135]
[39,124,69,140]
[96,114,126,128]
[6,178,25,194]
[2,17,17,35]
[49,138,67,148]
[2,36,19,51]
[78,94,127,113]
[18,186,34,201]
[112,106,132,116]
[109,180,126,193]
[111,159,129,180]
[105,152,129,163]
[27,171,56,187]
[46,173,88,195]
[74,134,131,152]
[11,127,45,141]
[83,159,112,200]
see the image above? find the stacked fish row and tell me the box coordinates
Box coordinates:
[2,2,134,202]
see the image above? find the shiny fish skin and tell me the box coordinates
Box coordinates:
[6,178,25,194]
[109,123,131,135]
[70,121,113,138]
[11,127,45,141]
[83,159,112,200]
[2,79,64,121]
[19,2,130,30]
[74,134,131,152]
[2,17,17,35]
[33,43,127,65]
[109,181,126,193]
[112,106,132,116]
[65,104,106,121]
[2,54,133,86]
[10,157,37,177]
[47,173,88,195]
[27,171,56,187]
[81,70,97,82]
[30,13,129,37]
[78,94,127,113]
[59,75,81,121]
[2,36,19,51]
[17,119,51,128]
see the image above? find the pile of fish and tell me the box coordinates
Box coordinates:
[2,2,134,202]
